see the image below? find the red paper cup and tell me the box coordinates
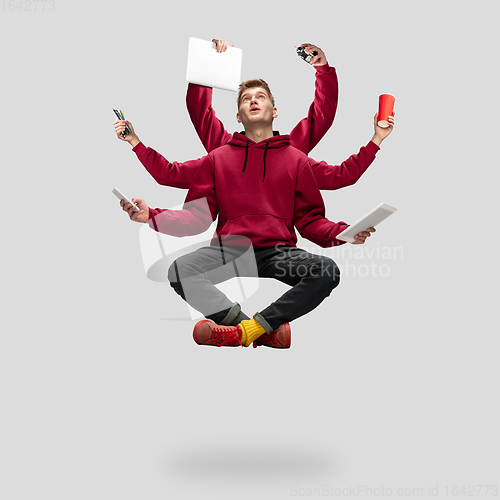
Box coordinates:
[378,94,395,128]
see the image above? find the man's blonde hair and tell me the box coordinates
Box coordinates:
[237,79,275,109]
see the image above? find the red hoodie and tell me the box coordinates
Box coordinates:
[147,133,349,249]
[186,64,338,155]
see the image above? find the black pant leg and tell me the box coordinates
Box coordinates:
[255,246,340,330]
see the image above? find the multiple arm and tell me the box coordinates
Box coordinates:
[293,161,349,247]
[116,115,394,193]
[309,112,395,190]
[116,39,393,248]
[147,155,217,236]
[125,157,356,248]
[115,115,393,193]
[121,155,375,246]
[289,63,338,155]
[186,41,337,156]
[292,161,376,247]
[131,142,200,190]
[311,141,379,190]
[114,40,394,194]
[183,38,234,152]
[185,83,233,153]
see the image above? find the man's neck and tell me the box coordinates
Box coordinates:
[243,125,274,143]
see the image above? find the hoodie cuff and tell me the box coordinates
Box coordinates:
[315,63,331,73]
[366,140,380,153]
[132,142,146,157]
[147,207,160,231]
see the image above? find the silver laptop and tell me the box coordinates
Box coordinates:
[186,37,242,92]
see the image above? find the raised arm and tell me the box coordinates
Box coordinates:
[185,39,235,153]
[289,43,338,155]
[310,112,395,190]
[186,83,233,153]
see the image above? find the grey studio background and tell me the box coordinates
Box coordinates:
[1,1,498,499]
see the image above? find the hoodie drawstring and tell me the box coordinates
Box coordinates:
[262,141,269,182]
[242,140,249,175]
[241,139,270,181]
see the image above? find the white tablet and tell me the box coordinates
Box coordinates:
[336,203,397,243]
[186,37,242,92]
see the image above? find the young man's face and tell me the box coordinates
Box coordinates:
[236,87,278,129]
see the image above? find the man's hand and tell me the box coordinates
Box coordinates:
[114,119,141,148]
[350,227,376,245]
[212,39,235,52]
[120,197,149,223]
[371,112,395,146]
[298,43,328,66]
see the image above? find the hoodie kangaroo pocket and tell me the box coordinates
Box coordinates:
[219,213,293,246]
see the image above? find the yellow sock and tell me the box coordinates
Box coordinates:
[239,318,266,347]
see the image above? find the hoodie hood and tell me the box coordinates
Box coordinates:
[227,131,290,149]
[227,132,291,181]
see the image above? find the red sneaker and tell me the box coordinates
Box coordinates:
[193,320,243,347]
[252,323,291,349]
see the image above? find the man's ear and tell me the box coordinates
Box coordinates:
[236,112,242,124]
[273,107,278,119]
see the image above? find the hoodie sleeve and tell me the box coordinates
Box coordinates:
[310,140,380,190]
[186,83,233,153]
[289,65,338,155]
[132,142,203,189]
[147,155,218,236]
[293,160,349,247]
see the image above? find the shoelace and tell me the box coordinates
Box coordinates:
[212,325,243,347]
